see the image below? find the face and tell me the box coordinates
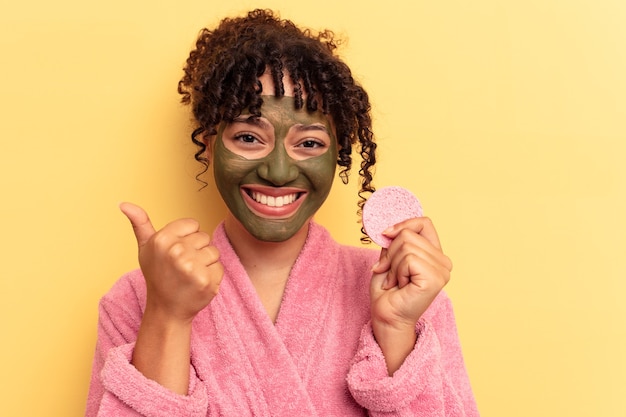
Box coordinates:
[212,94,337,242]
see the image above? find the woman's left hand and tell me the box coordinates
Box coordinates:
[370,216,453,374]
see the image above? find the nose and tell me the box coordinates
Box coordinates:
[257,143,299,186]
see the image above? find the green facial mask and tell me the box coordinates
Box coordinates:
[213,96,337,242]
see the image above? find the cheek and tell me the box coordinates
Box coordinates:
[214,157,259,201]
[299,152,337,189]
[213,141,259,181]
[225,158,256,176]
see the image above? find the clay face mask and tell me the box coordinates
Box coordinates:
[213,96,337,242]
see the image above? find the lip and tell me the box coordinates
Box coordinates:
[240,185,308,219]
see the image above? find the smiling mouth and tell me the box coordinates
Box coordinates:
[249,190,301,207]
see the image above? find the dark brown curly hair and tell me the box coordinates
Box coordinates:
[178,9,376,238]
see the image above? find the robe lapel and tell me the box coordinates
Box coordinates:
[191,224,320,416]
[275,223,340,377]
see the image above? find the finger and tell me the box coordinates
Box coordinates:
[402,251,452,289]
[198,261,225,296]
[199,246,221,266]
[183,231,212,250]
[119,202,156,247]
[395,254,430,289]
[383,217,442,250]
[371,250,398,291]
[384,251,416,290]
[161,218,202,238]
[386,231,453,273]
[370,269,389,295]
[371,248,391,274]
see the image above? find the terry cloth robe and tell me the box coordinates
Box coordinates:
[86,222,479,417]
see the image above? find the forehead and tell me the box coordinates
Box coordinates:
[242,96,329,128]
[232,70,332,132]
[258,70,299,97]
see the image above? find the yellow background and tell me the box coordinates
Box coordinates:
[1,1,625,416]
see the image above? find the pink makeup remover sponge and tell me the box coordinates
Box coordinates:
[362,186,423,248]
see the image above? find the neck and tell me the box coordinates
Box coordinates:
[223,214,310,276]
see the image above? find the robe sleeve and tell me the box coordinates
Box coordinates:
[346,292,480,417]
[85,273,208,417]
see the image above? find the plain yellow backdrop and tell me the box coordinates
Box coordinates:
[1,0,625,416]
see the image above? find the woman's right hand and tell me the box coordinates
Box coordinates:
[120,202,224,324]
[119,202,223,394]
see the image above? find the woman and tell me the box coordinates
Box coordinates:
[86,9,479,416]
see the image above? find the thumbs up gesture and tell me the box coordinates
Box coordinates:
[120,202,224,323]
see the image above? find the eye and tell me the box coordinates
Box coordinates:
[220,117,275,159]
[287,135,331,160]
[298,139,325,149]
[234,133,261,144]
[228,132,271,158]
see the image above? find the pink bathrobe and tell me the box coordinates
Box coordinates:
[86,222,479,416]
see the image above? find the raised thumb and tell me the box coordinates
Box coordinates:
[119,202,156,247]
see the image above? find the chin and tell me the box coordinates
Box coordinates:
[245,218,309,243]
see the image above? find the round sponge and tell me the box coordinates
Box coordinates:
[362,186,423,248]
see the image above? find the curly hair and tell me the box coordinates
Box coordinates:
[178,9,376,240]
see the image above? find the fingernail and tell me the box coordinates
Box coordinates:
[382,276,389,289]
[382,226,394,236]
[371,261,380,272]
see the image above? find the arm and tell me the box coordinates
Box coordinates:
[370,217,452,375]
[85,203,223,416]
[120,202,222,394]
[85,277,209,417]
[347,293,479,416]
[347,217,478,415]
[131,305,193,395]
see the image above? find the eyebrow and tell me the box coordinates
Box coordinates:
[231,116,272,130]
[292,123,330,135]
[231,116,330,135]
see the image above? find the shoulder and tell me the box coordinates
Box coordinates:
[99,269,147,314]
[306,223,378,301]
[338,244,379,273]
[308,221,379,268]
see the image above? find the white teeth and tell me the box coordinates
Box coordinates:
[251,191,297,207]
